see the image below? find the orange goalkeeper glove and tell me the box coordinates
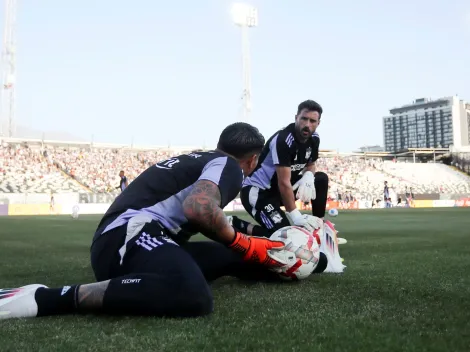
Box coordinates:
[229,231,287,269]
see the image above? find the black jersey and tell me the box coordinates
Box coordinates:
[242,123,320,193]
[94,151,243,243]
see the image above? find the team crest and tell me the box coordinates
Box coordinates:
[270,211,283,224]
[305,148,312,160]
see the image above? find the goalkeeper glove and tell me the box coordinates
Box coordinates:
[292,171,316,202]
[229,231,287,269]
[286,209,323,232]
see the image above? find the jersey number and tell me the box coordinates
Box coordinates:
[264,204,274,213]
[156,158,180,169]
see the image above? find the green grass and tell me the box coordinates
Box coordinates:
[1,208,470,351]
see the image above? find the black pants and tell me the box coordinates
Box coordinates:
[240,171,329,234]
[90,220,278,318]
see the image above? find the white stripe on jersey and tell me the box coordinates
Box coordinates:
[248,186,260,218]
[260,211,274,229]
[285,133,294,148]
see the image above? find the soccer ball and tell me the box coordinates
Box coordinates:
[328,208,339,217]
[269,226,320,280]
[71,205,80,219]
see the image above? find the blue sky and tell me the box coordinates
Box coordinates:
[3,0,470,151]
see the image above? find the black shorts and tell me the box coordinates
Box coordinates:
[240,186,291,234]
[240,172,330,232]
[91,217,206,282]
[90,215,278,283]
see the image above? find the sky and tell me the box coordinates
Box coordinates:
[1,0,470,151]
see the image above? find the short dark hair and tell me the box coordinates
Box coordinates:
[297,100,323,117]
[217,122,265,159]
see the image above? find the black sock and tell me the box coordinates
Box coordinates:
[35,285,80,317]
[251,224,270,238]
[232,216,270,238]
[231,216,251,234]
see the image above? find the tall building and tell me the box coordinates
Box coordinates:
[466,103,470,147]
[383,96,469,152]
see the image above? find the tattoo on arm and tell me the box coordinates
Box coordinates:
[77,280,110,311]
[183,180,233,242]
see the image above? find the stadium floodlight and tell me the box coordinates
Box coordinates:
[231,3,258,122]
[0,0,17,138]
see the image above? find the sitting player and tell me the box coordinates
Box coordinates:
[0,123,288,320]
[232,100,330,272]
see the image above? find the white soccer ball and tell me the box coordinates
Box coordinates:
[269,226,320,280]
[71,205,80,219]
[328,208,339,217]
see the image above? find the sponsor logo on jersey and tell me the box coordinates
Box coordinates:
[122,279,141,284]
[187,153,201,159]
[291,163,306,172]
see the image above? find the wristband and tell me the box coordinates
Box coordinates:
[228,231,250,258]
[287,208,303,224]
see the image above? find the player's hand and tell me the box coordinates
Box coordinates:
[286,209,322,232]
[229,231,287,269]
[292,171,316,202]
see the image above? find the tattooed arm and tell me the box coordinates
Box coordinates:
[182,180,236,244]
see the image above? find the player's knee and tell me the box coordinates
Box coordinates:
[141,274,213,317]
[315,172,329,186]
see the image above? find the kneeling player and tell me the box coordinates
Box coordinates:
[236,100,328,234]
[0,123,287,320]
[231,100,330,272]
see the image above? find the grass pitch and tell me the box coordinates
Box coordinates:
[1,208,470,352]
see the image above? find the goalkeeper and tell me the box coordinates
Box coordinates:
[0,123,287,320]
[239,100,328,237]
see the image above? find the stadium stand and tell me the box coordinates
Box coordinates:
[1,140,470,199]
[381,161,470,194]
[52,147,183,193]
[451,152,470,176]
[316,156,401,200]
[0,143,83,194]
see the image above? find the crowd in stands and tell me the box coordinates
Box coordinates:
[1,142,470,199]
[451,152,470,175]
[51,147,183,193]
[0,143,83,194]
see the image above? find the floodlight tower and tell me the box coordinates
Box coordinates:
[231,3,258,121]
[0,0,17,138]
